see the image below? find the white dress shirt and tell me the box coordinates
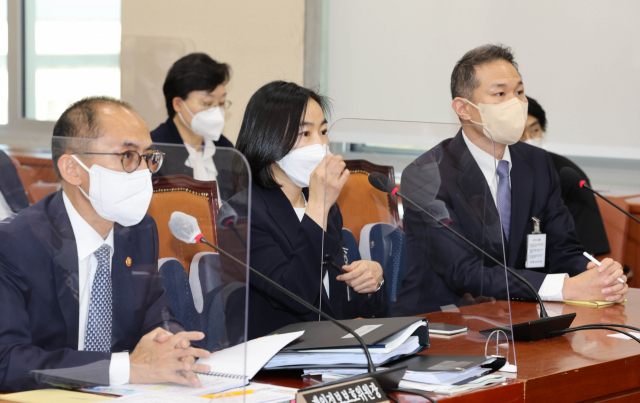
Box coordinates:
[461,131,567,302]
[185,139,218,181]
[0,191,15,220]
[292,194,331,297]
[62,192,130,385]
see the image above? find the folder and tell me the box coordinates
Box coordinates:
[270,317,429,351]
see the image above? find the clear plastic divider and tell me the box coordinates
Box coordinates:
[327,118,517,369]
[0,133,251,395]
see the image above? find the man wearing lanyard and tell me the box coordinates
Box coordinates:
[0,97,211,391]
[394,44,628,315]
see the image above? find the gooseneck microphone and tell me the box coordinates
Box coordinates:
[559,167,640,226]
[168,212,380,372]
[217,203,248,248]
[369,173,549,317]
[369,172,577,341]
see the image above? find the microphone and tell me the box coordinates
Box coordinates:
[217,203,238,229]
[559,167,640,226]
[216,203,248,248]
[168,211,408,383]
[368,172,576,341]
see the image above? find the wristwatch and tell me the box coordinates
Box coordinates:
[375,277,385,292]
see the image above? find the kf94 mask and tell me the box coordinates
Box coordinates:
[277,144,330,188]
[72,155,153,227]
[178,101,225,141]
[466,97,528,146]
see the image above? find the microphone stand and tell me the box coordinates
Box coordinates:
[388,186,576,342]
[582,183,640,226]
[194,235,407,389]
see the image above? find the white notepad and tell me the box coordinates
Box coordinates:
[83,331,304,397]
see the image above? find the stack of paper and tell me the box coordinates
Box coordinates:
[265,321,425,370]
[265,336,421,369]
[303,355,505,391]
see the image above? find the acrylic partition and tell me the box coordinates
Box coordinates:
[0,135,251,396]
[326,118,518,370]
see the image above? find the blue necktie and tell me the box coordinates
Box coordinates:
[496,160,511,241]
[85,244,112,353]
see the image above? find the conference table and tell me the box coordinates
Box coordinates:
[2,291,639,402]
[255,288,640,403]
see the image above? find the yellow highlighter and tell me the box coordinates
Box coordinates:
[202,390,254,399]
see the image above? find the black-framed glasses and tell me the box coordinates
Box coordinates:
[75,150,165,173]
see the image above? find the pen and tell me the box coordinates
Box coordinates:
[202,390,255,399]
[583,252,625,284]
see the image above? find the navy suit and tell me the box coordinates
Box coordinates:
[220,184,387,339]
[0,150,29,213]
[150,118,235,201]
[393,130,587,315]
[0,191,181,391]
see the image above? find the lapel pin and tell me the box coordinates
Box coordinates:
[126,257,132,267]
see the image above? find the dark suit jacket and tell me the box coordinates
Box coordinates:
[0,150,29,213]
[549,152,610,256]
[393,130,587,315]
[150,118,235,201]
[221,184,387,339]
[0,191,181,391]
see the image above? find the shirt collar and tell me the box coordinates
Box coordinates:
[184,140,216,163]
[461,129,512,184]
[62,191,115,261]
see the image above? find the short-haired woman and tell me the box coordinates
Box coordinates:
[151,53,234,199]
[234,81,387,338]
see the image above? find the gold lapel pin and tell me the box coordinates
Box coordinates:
[126,257,132,267]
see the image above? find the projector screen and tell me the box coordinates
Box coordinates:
[326,0,640,159]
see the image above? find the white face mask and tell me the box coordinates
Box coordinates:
[72,155,153,227]
[178,101,225,141]
[466,97,528,146]
[277,144,330,188]
[524,137,545,149]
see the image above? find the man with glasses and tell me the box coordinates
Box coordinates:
[151,53,234,200]
[0,96,212,391]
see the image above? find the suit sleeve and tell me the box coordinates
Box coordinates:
[404,203,547,304]
[0,234,111,391]
[329,207,387,318]
[542,153,588,277]
[248,209,341,315]
[139,217,183,337]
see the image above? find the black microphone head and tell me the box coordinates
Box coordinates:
[559,167,586,189]
[368,172,395,193]
[217,202,239,229]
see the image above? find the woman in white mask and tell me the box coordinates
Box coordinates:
[151,53,234,200]
[231,81,387,339]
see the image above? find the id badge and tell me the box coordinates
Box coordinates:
[525,217,546,269]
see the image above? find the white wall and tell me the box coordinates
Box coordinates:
[326,0,640,159]
[121,0,306,143]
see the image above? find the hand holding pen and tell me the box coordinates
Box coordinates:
[583,252,625,284]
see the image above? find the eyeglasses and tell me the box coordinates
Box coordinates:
[75,150,165,173]
[222,100,232,110]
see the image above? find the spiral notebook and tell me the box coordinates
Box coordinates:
[82,331,304,396]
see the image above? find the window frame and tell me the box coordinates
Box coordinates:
[0,1,52,148]
[1,1,120,148]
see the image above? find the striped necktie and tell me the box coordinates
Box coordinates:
[496,160,511,241]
